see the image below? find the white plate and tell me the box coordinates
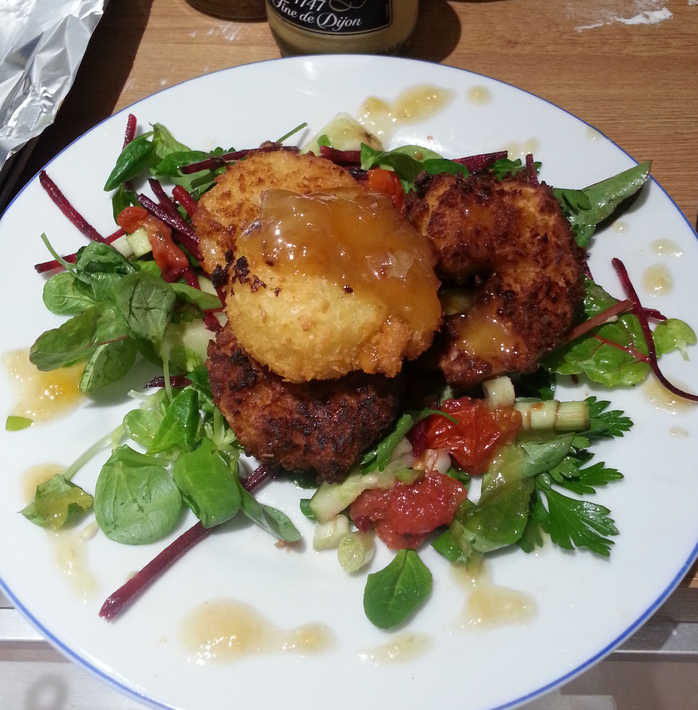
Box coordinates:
[1,55,697,710]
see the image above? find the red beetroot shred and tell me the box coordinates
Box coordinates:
[525,153,538,185]
[172,185,198,217]
[453,150,508,173]
[123,113,137,148]
[137,194,201,260]
[39,171,106,244]
[319,145,361,166]
[611,257,698,402]
[99,466,272,621]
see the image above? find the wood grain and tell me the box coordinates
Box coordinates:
[9,0,698,586]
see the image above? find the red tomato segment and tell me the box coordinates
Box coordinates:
[117,207,189,282]
[422,397,522,475]
[366,168,405,210]
[350,471,468,550]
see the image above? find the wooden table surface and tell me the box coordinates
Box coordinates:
[11,0,698,585]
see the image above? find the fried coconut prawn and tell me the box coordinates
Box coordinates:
[207,326,403,482]
[407,173,586,388]
[195,150,442,383]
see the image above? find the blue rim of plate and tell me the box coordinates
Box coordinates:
[1,55,697,710]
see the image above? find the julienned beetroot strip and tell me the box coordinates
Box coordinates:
[39,171,106,244]
[137,194,201,260]
[453,150,508,173]
[172,185,198,217]
[612,257,698,402]
[98,466,272,620]
[123,114,137,148]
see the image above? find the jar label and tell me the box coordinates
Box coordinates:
[267,0,392,36]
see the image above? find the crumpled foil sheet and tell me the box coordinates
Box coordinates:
[0,0,106,171]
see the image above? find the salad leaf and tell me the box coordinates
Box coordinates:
[21,474,93,530]
[6,415,32,431]
[654,318,697,358]
[583,397,633,440]
[360,413,414,472]
[43,272,95,315]
[173,439,241,528]
[448,479,535,557]
[555,162,651,248]
[549,457,623,495]
[299,498,317,521]
[544,279,650,387]
[29,307,100,370]
[104,133,154,191]
[518,493,549,553]
[432,528,469,564]
[114,271,176,341]
[535,474,619,556]
[151,123,189,162]
[168,281,222,310]
[111,183,138,221]
[95,446,182,544]
[123,397,166,449]
[148,387,200,454]
[80,338,138,392]
[75,242,135,278]
[238,482,302,542]
[363,550,432,629]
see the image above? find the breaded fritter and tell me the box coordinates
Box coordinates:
[222,188,441,382]
[207,325,404,483]
[193,150,358,276]
[407,173,585,388]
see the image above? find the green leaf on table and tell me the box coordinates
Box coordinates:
[21,474,93,530]
[104,133,154,191]
[173,439,241,528]
[95,445,182,544]
[364,550,432,629]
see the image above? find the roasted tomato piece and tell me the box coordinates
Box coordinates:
[366,168,405,210]
[117,206,189,282]
[421,396,522,475]
[350,470,468,550]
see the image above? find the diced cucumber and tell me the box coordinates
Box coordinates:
[127,227,152,258]
[111,234,134,258]
[313,514,350,550]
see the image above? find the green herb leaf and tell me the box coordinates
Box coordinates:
[432,528,469,564]
[6,415,32,431]
[360,413,414,472]
[173,439,241,528]
[111,183,138,221]
[104,133,154,191]
[450,479,534,556]
[151,123,190,161]
[299,498,317,521]
[169,281,222,310]
[43,272,95,315]
[549,457,623,495]
[654,318,697,358]
[363,550,432,629]
[583,397,633,440]
[79,338,138,392]
[29,307,100,370]
[555,162,651,248]
[114,271,176,341]
[148,387,200,454]
[422,158,469,178]
[536,474,618,556]
[316,134,331,147]
[489,158,525,179]
[238,481,302,542]
[518,491,549,553]
[544,279,650,387]
[95,446,182,544]
[74,242,135,277]
[21,474,93,530]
